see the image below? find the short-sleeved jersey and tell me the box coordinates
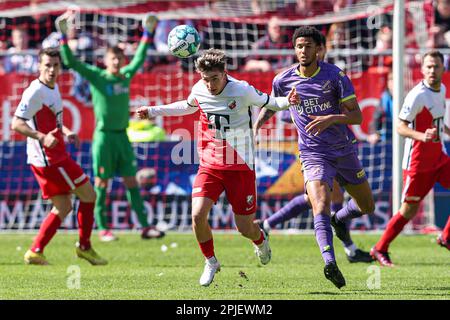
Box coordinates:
[272,61,356,157]
[399,81,449,172]
[187,75,270,171]
[14,79,68,167]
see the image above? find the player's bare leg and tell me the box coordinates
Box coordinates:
[192,197,220,286]
[235,213,271,265]
[94,177,117,241]
[123,175,164,239]
[25,194,72,265]
[73,181,107,265]
[307,180,346,289]
[371,201,419,267]
[437,216,450,250]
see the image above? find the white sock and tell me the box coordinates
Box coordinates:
[344,243,357,257]
[207,256,218,265]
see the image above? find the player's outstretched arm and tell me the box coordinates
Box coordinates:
[136,101,198,119]
[121,13,158,77]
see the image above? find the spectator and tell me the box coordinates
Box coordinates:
[367,71,393,145]
[435,0,450,33]
[3,26,38,74]
[244,16,293,73]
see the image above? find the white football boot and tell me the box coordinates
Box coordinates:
[253,230,271,265]
[199,256,221,287]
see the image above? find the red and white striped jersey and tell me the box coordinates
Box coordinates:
[14,79,68,167]
[188,75,270,171]
[399,81,449,172]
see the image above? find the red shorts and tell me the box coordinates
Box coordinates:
[402,158,450,203]
[192,167,257,215]
[31,157,90,200]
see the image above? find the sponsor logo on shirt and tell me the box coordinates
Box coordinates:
[295,97,332,115]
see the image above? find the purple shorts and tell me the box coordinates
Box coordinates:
[300,151,367,190]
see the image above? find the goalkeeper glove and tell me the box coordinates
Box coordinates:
[55,15,69,35]
[142,13,158,34]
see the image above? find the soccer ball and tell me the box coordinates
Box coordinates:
[167,25,200,58]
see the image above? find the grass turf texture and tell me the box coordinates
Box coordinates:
[0,233,448,300]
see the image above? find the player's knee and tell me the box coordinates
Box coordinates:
[52,204,73,218]
[192,211,208,227]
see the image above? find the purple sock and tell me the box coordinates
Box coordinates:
[267,195,311,227]
[313,214,335,264]
[331,202,343,214]
[335,199,364,224]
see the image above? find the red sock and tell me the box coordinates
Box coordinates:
[77,202,94,250]
[442,216,450,241]
[198,239,215,259]
[253,230,265,246]
[31,213,61,253]
[376,212,409,252]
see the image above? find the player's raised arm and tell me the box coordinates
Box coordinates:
[57,11,101,82]
[121,13,158,77]
[136,100,199,119]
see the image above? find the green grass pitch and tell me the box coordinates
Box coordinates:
[0,232,448,300]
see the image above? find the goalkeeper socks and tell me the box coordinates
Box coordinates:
[267,194,311,227]
[313,214,336,264]
[335,199,364,223]
[94,186,108,230]
[126,187,149,228]
[442,216,450,241]
[198,238,215,259]
[376,212,409,252]
[77,202,95,250]
[252,230,265,246]
[31,213,61,253]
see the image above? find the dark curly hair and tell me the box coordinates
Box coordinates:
[292,26,323,47]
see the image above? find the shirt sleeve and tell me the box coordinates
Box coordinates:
[14,86,42,120]
[243,82,270,108]
[336,69,356,103]
[399,90,423,123]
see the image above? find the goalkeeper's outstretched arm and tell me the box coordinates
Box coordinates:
[121,13,158,77]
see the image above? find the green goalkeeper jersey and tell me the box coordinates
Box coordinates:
[60,39,149,131]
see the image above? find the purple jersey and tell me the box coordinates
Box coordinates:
[273,61,356,157]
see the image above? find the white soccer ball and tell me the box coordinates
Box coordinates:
[167,25,201,58]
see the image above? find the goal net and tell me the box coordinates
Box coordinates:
[0,0,444,232]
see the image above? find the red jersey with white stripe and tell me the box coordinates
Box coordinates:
[14,79,68,167]
[187,75,270,171]
[399,81,449,172]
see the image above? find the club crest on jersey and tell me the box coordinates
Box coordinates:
[228,100,237,109]
[322,80,332,93]
[246,195,254,206]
